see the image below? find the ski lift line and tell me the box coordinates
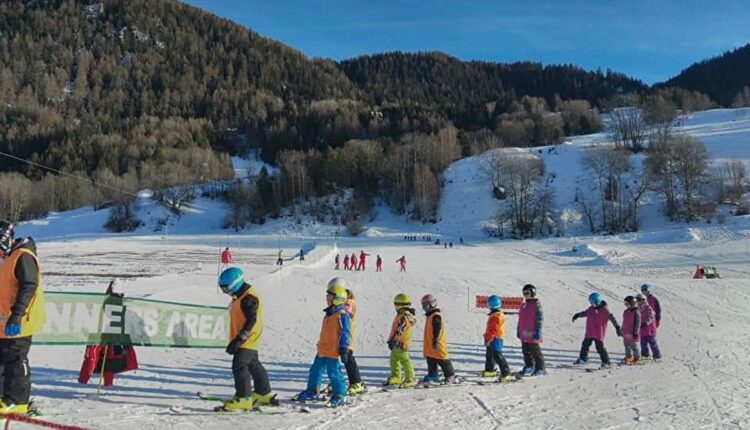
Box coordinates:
[0,149,139,198]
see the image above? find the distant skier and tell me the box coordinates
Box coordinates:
[293,279,350,408]
[299,248,305,261]
[221,248,233,269]
[384,294,417,388]
[334,254,340,270]
[517,284,545,376]
[375,255,383,272]
[621,296,641,365]
[481,295,514,382]
[636,293,661,360]
[343,254,350,270]
[421,295,457,383]
[396,255,407,272]
[350,253,358,271]
[449,241,453,248]
[358,250,369,271]
[276,250,283,266]
[217,267,276,411]
[572,292,622,369]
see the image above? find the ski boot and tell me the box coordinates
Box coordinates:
[573,358,587,366]
[522,367,535,377]
[599,363,611,370]
[400,378,417,388]
[623,357,637,366]
[498,374,516,383]
[0,401,29,415]
[641,354,653,362]
[480,370,497,378]
[293,389,323,402]
[347,382,365,395]
[221,396,254,412]
[383,376,402,386]
[421,375,441,384]
[531,369,546,377]
[326,395,346,408]
[443,375,462,385]
[251,392,279,406]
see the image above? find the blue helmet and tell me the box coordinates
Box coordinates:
[487,295,502,310]
[640,283,651,293]
[588,292,602,306]
[219,267,245,295]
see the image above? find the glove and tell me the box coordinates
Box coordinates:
[339,348,349,364]
[4,315,21,337]
[432,342,439,350]
[387,340,395,350]
[633,335,640,342]
[516,328,521,339]
[533,329,541,341]
[572,315,579,323]
[225,338,242,355]
[616,327,623,337]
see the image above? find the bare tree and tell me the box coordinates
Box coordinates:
[671,135,709,221]
[608,107,648,153]
[581,146,641,232]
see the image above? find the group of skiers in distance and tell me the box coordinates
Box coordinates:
[334,251,406,272]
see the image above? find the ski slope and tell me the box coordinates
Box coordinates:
[13,108,750,429]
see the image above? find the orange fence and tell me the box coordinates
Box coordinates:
[2,414,92,430]
[475,296,524,312]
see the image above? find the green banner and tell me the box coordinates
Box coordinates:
[36,292,228,348]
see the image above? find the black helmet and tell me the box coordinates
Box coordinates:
[0,220,14,255]
[522,283,536,298]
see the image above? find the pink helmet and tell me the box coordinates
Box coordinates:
[421,294,437,311]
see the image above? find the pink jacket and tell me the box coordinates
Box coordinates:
[517,299,542,344]
[621,308,640,343]
[639,303,657,337]
[574,303,619,341]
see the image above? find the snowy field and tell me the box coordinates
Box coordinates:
[11,108,750,429]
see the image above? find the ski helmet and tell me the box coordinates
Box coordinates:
[588,292,602,306]
[640,283,651,293]
[421,294,437,312]
[326,284,347,306]
[635,293,645,302]
[487,295,502,310]
[624,295,636,305]
[522,284,537,298]
[327,277,348,291]
[393,293,412,308]
[218,267,245,295]
[0,220,14,255]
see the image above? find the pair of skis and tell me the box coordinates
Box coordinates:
[169,392,311,415]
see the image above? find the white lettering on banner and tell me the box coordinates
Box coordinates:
[144,309,159,337]
[211,316,226,340]
[198,314,213,339]
[124,307,145,337]
[183,313,199,338]
[73,303,99,333]
[165,311,181,337]
[103,304,124,334]
[45,302,71,333]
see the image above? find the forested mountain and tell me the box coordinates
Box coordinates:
[662,43,750,107]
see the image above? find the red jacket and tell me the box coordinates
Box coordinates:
[221,250,233,264]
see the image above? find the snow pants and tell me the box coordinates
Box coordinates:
[484,345,510,376]
[521,342,545,372]
[426,357,455,379]
[579,338,610,365]
[343,349,361,385]
[624,341,641,361]
[307,356,346,397]
[232,349,271,397]
[0,337,31,405]
[389,347,414,381]
[640,336,661,359]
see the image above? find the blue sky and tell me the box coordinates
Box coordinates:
[181,1,750,84]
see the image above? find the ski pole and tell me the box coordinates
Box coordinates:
[96,344,109,397]
[706,309,714,327]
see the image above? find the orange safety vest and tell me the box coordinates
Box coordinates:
[317,310,344,359]
[484,311,505,343]
[389,310,415,350]
[423,312,448,359]
[229,288,263,350]
[0,247,46,339]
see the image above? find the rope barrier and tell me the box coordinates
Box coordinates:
[2,414,92,430]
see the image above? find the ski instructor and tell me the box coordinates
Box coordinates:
[0,220,46,415]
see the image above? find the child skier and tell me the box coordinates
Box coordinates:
[343,254,350,270]
[384,294,417,388]
[640,284,661,328]
[334,254,340,270]
[350,253,358,271]
[358,250,369,271]
[294,278,351,408]
[276,250,283,266]
[636,294,661,360]
[217,267,276,411]
[375,255,383,272]
[481,295,514,382]
[572,292,622,369]
[517,283,545,376]
[421,294,458,383]
[342,288,364,394]
[396,255,407,272]
[621,296,641,365]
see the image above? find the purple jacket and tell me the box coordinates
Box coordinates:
[621,308,641,343]
[573,302,620,341]
[639,303,657,337]
[517,299,543,344]
[646,294,661,328]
